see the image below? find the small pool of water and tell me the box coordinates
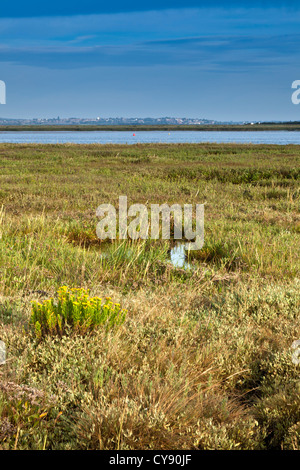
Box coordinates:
[169,243,193,270]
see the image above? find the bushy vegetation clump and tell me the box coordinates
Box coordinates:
[30,286,127,338]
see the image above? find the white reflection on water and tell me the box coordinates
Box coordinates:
[170,242,193,270]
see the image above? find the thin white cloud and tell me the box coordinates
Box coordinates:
[1,7,300,47]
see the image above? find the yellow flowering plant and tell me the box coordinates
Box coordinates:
[30,286,127,339]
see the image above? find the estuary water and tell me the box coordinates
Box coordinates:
[1,130,300,144]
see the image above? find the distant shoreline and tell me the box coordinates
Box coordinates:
[1,124,300,132]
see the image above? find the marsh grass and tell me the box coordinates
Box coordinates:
[0,143,299,449]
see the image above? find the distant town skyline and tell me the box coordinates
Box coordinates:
[1,2,300,121]
[1,115,296,127]
[0,116,241,126]
[0,115,236,122]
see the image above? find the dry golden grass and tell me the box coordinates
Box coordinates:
[0,143,299,449]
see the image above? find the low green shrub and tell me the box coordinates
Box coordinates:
[0,382,57,450]
[30,286,127,338]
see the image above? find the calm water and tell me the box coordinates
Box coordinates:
[170,243,193,270]
[1,130,300,145]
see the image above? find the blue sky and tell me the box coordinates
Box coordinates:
[1,1,300,121]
